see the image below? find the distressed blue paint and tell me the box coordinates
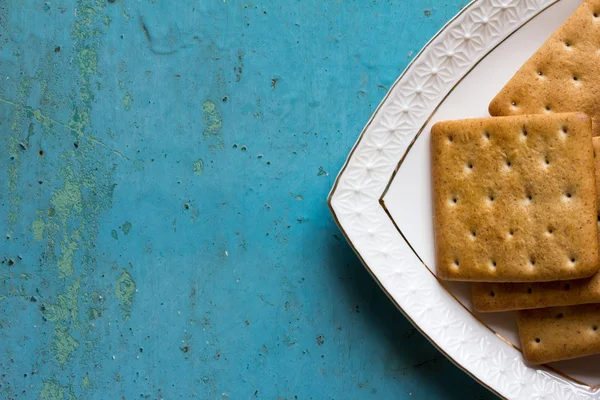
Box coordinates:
[0,1,496,399]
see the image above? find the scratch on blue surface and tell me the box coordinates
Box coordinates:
[0,0,497,399]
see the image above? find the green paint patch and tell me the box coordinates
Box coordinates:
[115,270,136,319]
[68,106,90,136]
[51,168,83,224]
[46,279,80,324]
[81,375,92,389]
[122,93,133,111]
[71,2,106,37]
[193,159,204,175]
[121,221,132,235]
[52,325,79,365]
[201,100,222,138]
[32,217,46,241]
[76,47,98,76]
[87,307,102,321]
[40,380,67,400]
[111,229,118,240]
[57,231,81,277]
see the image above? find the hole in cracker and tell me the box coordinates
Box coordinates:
[597,215,600,222]
[573,75,579,82]
[508,229,514,237]
[537,71,543,77]
[467,162,474,170]
[522,128,528,137]
[561,126,568,135]
[506,159,512,168]
[544,156,550,166]
[451,196,458,205]
[566,192,572,199]
[594,12,599,18]
[484,131,490,140]
[448,135,453,143]
[490,291,495,297]
[570,256,576,264]
[529,258,536,267]
[470,229,476,239]
[594,325,598,331]
[545,105,551,112]
[490,260,497,269]
[564,283,571,290]
[527,287,533,294]
[547,226,553,235]
[535,338,541,343]
[488,194,495,202]
[511,101,517,107]
[557,313,564,319]
[565,41,572,48]
[453,259,460,268]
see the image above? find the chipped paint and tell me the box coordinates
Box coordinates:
[115,270,136,320]
[50,167,83,225]
[81,375,92,389]
[121,221,132,235]
[202,100,223,138]
[122,92,133,111]
[32,217,46,241]
[57,230,81,277]
[52,325,80,365]
[193,158,205,175]
[40,380,67,400]
[46,279,81,324]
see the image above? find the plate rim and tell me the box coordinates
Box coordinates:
[327,0,599,398]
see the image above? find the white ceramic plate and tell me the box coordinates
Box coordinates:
[328,0,600,398]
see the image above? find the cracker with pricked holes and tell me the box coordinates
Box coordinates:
[472,137,600,311]
[517,304,600,365]
[489,0,600,136]
[431,112,598,282]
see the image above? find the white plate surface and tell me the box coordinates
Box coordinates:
[329,0,600,398]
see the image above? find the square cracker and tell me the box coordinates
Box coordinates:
[431,112,598,282]
[489,0,600,136]
[472,137,600,311]
[517,304,600,365]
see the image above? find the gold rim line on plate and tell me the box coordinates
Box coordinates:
[327,0,599,395]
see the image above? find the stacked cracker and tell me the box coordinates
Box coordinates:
[431,0,600,365]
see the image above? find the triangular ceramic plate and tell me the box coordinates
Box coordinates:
[329,0,600,398]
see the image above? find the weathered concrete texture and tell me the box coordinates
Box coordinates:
[0,0,495,399]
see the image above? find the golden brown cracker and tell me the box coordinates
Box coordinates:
[489,0,600,136]
[431,113,598,282]
[517,304,600,365]
[473,137,600,311]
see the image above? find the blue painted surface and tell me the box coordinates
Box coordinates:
[0,1,497,399]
